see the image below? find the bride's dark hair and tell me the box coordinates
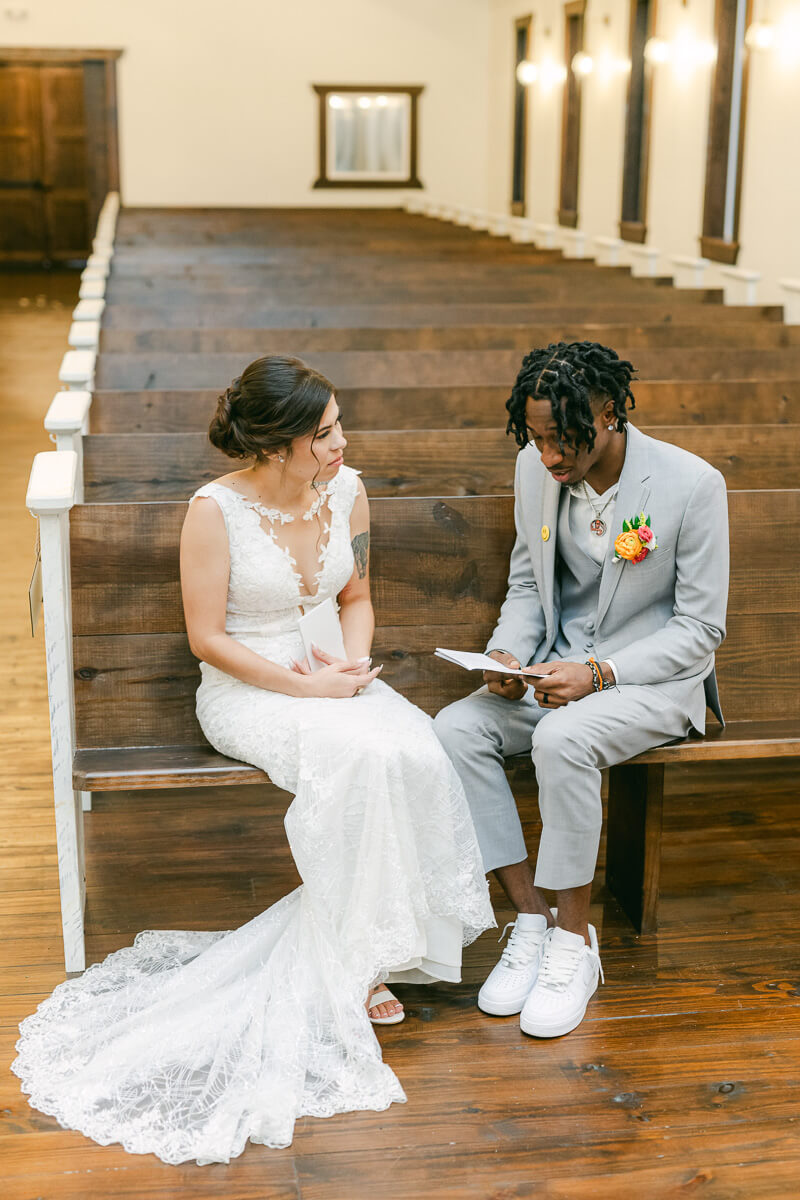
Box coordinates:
[209,355,335,461]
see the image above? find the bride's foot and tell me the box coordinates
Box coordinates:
[367,984,405,1025]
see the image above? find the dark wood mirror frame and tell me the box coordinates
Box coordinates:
[312,84,423,190]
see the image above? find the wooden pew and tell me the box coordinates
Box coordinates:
[79,426,800,501]
[94,348,800,390]
[99,302,785,331]
[88,381,800,433]
[98,321,800,354]
[27,449,800,968]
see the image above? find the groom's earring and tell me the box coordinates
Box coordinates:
[607,425,614,431]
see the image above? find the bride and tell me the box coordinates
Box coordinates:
[13,355,494,1165]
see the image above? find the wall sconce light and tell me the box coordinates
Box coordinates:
[571,51,594,76]
[644,36,671,64]
[539,59,568,89]
[745,20,775,50]
[357,96,373,109]
[516,59,539,85]
[328,94,345,109]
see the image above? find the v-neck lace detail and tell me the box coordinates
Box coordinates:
[191,466,360,640]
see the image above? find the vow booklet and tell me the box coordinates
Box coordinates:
[298,597,347,673]
[434,648,550,678]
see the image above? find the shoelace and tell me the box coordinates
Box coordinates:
[497,921,548,970]
[537,936,605,991]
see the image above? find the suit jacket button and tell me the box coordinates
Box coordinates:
[541,525,550,542]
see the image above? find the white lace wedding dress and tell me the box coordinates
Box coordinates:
[13,464,494,1166]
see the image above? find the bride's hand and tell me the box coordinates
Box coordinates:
[310,645,372,675]
[290,656,312,675]
[299,658,382,698]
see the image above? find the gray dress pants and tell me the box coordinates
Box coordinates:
[433,683,692,890]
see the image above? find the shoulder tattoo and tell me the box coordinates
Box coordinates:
[352,531,369,579]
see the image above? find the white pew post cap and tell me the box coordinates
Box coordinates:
[68,319,100,349]
[79,277,105,300]
[72,297,106,321]
[45,391,92,434]
[26,451,78,514]
[59,349,96,388]
[778,278,800,324]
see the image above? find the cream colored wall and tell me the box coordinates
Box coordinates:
[488,0,800,302]
[0,0,491,209]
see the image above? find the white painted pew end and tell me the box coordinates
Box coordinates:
[27,452,86,974]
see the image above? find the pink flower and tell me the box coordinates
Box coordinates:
[637,525,654,544]
[632,547,649,564]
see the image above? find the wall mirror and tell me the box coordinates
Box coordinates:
[313,85,423,188]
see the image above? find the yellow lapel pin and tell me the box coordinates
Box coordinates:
[541,525,550,542]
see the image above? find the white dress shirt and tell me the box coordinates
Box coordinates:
[566,479,620,685]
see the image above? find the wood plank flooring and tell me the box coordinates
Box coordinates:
[2,272,799,1199]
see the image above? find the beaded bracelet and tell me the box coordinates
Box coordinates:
[586,657,603,692]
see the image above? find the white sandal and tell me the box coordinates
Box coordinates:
[367,987,405,1025]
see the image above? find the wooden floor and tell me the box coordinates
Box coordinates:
[2,273,800,1198]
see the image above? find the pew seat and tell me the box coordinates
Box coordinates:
[73,718,800,792]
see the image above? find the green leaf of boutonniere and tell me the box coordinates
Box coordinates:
[646,515,651,527]
[622,518,631,532]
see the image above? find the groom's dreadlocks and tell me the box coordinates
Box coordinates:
[505,341,637,452]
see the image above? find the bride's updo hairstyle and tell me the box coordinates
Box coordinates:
[209,355,336,462]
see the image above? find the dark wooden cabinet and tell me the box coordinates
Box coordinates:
[0,48,121,265]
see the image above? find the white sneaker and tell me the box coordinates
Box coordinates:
[519,924,604,1038]
[478,913,552,1016]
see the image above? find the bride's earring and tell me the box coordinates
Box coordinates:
[276,455,285,463]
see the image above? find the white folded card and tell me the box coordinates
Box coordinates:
[434,648,550,678]
[298,597,347,673]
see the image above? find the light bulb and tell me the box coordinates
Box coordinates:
[516,59,539,85]
[745,20,775,50]
[376,94,389,107]
[357,96,372,110]
[571,51,594,77]
[644,37,670,64]
[328,94,345,109]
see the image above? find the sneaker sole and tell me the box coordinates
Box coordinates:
[519,990,596,1038]
[478,994,528,1017]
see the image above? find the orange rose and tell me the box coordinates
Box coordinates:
[614,530,644,561]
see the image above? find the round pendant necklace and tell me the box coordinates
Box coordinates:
[581,481,616,536]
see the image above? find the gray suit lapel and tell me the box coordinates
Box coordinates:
[596,425,652,628]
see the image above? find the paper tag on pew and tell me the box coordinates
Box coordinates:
[297,597,347,673]
[28,527,42,638]
[434,648,550,677]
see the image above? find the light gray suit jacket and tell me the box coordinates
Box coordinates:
[486,423,730,732]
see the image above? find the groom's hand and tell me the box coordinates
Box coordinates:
[524,661,594,708]
[483,650,528,701]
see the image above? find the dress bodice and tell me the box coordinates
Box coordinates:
[191,465,360,648]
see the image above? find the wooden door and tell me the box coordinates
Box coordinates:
[0,65,47,261]
[0,50,120,264]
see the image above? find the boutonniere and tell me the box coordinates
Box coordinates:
[613,512,658,564]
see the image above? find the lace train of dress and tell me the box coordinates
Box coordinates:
[13,467,494,1164]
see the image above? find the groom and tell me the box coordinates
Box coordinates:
[434,341,729,1038]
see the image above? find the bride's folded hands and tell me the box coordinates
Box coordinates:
[288,644,382,698]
